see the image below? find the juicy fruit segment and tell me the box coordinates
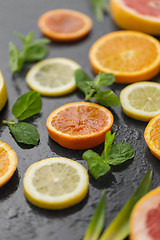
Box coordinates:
[38,9,92,42]
[23,157,89,209]
[120,82,160,121]
[130,187,160,240]
[110,0,160,35]
[144,113,160,159]
[89,31,160,83]
[25,58,80,96]
[0,71,7,111]
[46,102,113,149]
[0,141,17,187]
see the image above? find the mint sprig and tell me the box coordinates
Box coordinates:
[74,69,120,108]
[9,31,50,73]
[2,91,42,146]
[83,131,135,179]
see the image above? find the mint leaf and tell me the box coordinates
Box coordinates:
[99,170,152,240]
[94,73,115,87]
[83,150,110,179]
[12,91,42,121]
[10,31,26,44]
[75,69,94,100]
[9,42,23,73]
[9,122,40,145]
[25,32,34,44]
[94,90,121,108]
[103,131,115,163]
[108,142,135,165]
[23,44,48,62]
[83,191,106,240]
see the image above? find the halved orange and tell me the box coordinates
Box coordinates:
[89,30,160,83]
[46,102,113,149]
[110,0,160,36]
[144,113,160,160]
[38,9,92,42]
[130,186,160,239]
[0,141,17,187]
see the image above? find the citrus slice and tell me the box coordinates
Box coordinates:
[38,9,92,42]
[0,141,17,187]
[0,71,7,111]
[130,186,160,240]
[144,113,160,159]
[23,157,89,209]
[110,0,160,36]
[89,31,160,83]
[46,102,113,149]
[25,58,81,96]
[120,81,160,121]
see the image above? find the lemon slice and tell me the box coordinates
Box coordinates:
[0,71,7,111]
[25,58,81,96]
[23,157,89,209]
[120,81,160,121]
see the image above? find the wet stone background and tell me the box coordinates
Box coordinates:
[0,0,160,239]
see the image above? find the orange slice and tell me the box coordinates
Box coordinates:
[130,186,160,240]
[110,0,160,36]
[46,102,113,149]
[0,141,17,187]
[144,113,160,160]
[38,9,92,42]
[89,30,160,83]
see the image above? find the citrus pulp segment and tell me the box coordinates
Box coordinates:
[23,157,89,209]
[46,102,113,149]
[38,9,92,42]
[0,141,17,187]
[89,31,160,83]
[120,82,160,121]
[25,58,81,96]
[110,0,160,35]
[144,113,160,160]
[130,186,160,240]
[0,71,7,111]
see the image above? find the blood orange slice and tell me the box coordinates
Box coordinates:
[38,9,92,42]
[46,102,113,149]
[110,0,160,35]
[130,186,160,240]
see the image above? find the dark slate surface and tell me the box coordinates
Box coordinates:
[0,0,160,239]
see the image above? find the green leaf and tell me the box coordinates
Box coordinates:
[94,90,121,108]
[83,150,110,179]
[90,0,109,22]
[103,131,115,164]
[9,42,23,73]
[23,44,48,62]
[94,73,115,88]
[99,170,153,240]
[12,91,42,121]
[108,142,135,165]
[9,122,40,145]
[25,32,34,44]
[75,69,94,100]
[83,191,106,240]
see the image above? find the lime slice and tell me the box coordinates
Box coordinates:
[23,157,89,209]
[25,58,81,96]
[120,81,160,121]
[0,71,7,111]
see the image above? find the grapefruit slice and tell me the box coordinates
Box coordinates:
[38,9,92,42]
[130,186,160,240]
[110,0,160,35]
[46,102,113,149]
